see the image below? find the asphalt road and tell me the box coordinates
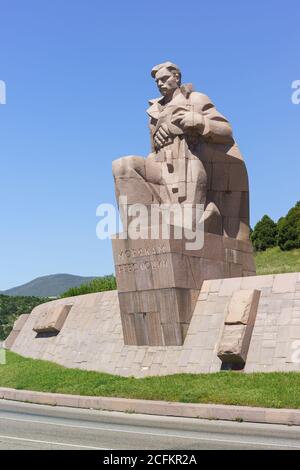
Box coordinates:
[0,399,300,450]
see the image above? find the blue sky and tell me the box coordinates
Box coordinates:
[0,0,299,289]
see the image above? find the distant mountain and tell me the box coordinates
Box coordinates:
[1,274,98,298]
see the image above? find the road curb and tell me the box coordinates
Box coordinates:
[0,387,300,426]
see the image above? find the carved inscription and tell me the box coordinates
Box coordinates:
[118,244,167,261]
[117,257,168,273]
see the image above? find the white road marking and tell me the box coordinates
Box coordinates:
[0,434,109,449]
[0,414,299,448]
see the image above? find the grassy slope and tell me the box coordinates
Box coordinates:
[60,275,116,298]
[255,247,300,275]
[1,351,300,409]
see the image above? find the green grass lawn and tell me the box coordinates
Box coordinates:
[1,351,300,409]
[255,247,300,275]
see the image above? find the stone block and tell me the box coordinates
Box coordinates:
[160,253,195,289]
[209,279,222,292]
[278,308,292,326]
[181,323,190,339]
[158,289,180,324]
[114,265,137,292]
[246,340,262,363]
[228,162,249,191]
[144,312,164,346]
[114,176,153,205]
[222,236,253,254]
[211,190,248,219]
[118,291,141,314]
[218,278,242,297]
[13,314,31,331]
[113,228,255,346]
[162,159,187,183]
[217,324,250,364]
[4,331,19,350]
[161,323,182,346]
[225,248,243,265]
[229,263,243,277]
[201,280,211,293]
[188,257,227,288]
[260,347,275,365]
[145,158,162,184]
[225,289,261,325]
[290,325,300,339]
[4,314,30,350]
[133,313,149,345]
[241,274,274,289]
[197,291,209,301]
[272,273,298,293]
[135,259,158,291]
[183,232,224,261]
[242,252,256,272]
[211,162,230,191]
[187,159,207,183]
[120,312,137,345]
[33,305,72,334]
[217,290,260,365]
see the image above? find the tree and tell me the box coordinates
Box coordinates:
[0,295,48,340]
[251,215,278,251]
[277,201,300,251]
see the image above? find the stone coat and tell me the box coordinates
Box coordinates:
[147,84,233,154]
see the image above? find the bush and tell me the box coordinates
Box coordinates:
[60,275,116,298]
[0,295,48,340]
[251,215,278,251]
[277,201,300,251]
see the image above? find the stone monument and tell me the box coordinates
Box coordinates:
[112,62,255,347]
[6,63,300,376]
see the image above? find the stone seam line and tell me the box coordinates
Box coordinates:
[0,387,300,426]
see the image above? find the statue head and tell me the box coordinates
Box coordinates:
[151,61,181,98]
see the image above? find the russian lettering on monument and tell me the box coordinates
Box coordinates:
[118,245,167,260]
[117,258,169,274]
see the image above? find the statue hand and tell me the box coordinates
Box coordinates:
[154,122,172,150]
[172,111,204,133]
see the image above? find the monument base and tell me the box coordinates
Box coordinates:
[6,272,300,376]
[112,230,255,346]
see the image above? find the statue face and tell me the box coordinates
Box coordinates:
[155,67,180,97]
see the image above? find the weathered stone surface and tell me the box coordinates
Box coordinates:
[4,314,30,349]
[218,324,248,363]
[225,289,261,325]
[217,289,261,365]
[272,273,298,293]
[33,305,72,334]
